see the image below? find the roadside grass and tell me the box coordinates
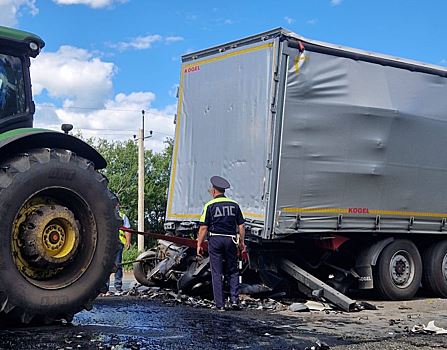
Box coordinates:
[122,244,139,271]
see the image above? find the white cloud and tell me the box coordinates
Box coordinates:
[34,93,175,152]
[165,36,184,44]
[168,84,179,98]
[0,0,38,26]
[52,0,127,9]
[284,16,295,25]
[330,0,342,5]
[110,34,185,51]
[31,45,174,152]
[34,103,61,129]
[31,45,115,107]
[441,59,447,66]
[223,19,233,25]
[186,14,198,22]
[307,19,318,25]
[110,34,162,51]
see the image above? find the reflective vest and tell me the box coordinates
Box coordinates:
[118,210,127,245]
[199,195,244,235]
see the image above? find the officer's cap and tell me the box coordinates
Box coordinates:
[210,176,230,191]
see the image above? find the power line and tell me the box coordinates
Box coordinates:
[37,104,174,115]
[77,128,173,137]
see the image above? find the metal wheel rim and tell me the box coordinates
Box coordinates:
[143,258,158,275]
[11,187,97,290]
[442,253,447,281]
[389,249,415,289]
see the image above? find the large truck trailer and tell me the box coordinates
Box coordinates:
[137,28,447,303]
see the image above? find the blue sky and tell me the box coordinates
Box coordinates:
[1,0,446,150]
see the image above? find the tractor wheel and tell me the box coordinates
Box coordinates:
[374,239,422,300]
[133,250,158,287]
[422,240,447,298]
[0,149,119,324]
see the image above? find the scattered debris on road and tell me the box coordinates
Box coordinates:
[411,321,447,335]
[288,301,333,312]
[305,339,331,350]
[108,282,378,315]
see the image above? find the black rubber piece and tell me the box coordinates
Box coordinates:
[0,148,119,324]
[374,239,422,300]
[177,258,211,295]
[422,240,447,298]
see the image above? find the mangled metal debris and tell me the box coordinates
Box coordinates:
[411,321,447,335]
[288,302,309,312]
[304,340,330,350]
[116,283,372,314]
[127,284,291,311]
[288,301,333,312]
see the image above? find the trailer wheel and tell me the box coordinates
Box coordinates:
[422,240,447,298]
[374,240,422,300]
[0,149,119,324]
[133,250,158,286]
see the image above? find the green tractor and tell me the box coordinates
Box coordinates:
[0,26,119,324]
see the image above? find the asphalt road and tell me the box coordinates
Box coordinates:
[1,296,447,350]
[1,272,447,350]
[0,297,346,350]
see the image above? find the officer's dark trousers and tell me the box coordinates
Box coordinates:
[209,236,239,308]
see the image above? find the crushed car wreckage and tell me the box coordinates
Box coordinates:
[124,227,375,312]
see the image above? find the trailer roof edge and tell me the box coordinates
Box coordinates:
[182,28,447,77]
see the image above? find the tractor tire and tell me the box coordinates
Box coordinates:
[374,239,422,300]
[422,240,447,298]
[0,149,120,324]
[133,250,158,287]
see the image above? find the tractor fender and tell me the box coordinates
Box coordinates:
[355,237,395,289]
[0,128,106,169]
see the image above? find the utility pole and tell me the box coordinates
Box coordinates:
[135,110,153,252]
[137,110,145,252]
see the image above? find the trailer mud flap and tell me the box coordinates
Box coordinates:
[355,238,394,289]
[279,258,357,312]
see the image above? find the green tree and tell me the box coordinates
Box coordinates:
[145,138,173,231]
[85,136,173,234]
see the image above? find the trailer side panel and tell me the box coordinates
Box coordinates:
[166,41,275,222]
[274,46,447,234]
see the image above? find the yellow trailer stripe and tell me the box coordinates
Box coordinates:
[183,43,274,69]
[282,207,447,218]
[168,211,265,220]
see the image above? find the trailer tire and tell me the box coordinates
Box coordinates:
[0,149,119,324]
[133,250,158,287]
[374,239,422,300]
[422,240,447,298]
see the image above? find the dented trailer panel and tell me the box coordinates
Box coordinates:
[167,28,447,238]
[274,41,447,236]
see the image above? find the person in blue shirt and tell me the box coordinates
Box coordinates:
[197,176,246,311]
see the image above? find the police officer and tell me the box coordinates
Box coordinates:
[197,176,246,311]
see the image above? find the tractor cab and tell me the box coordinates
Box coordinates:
[0,26,45,133]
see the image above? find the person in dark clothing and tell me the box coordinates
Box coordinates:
[197,176,246,311]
